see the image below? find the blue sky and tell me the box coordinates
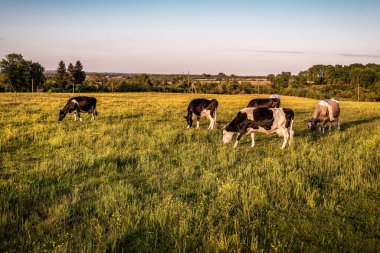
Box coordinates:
[1,0,379,75]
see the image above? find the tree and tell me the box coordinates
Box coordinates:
[0,53,30,91]
[29,62,45,91]
[275,72,291,87]
[67,63,75,85]
[54,60,68,88]
[267,74,276,84]
[74,60,86,85]
[216,72,226,81]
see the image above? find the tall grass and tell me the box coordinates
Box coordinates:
[0,92,379,252]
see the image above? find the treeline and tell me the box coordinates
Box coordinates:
[0,54,45,92]
[1,53,379,101]
[268,64,380,101]
[48,60,86,92]
[0,54,86,93]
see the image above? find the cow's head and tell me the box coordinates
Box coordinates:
[222,126,235,144]
[305,119,318,131]
[58,110,67,121]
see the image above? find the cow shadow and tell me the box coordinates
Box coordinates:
[294,115,380,142]
[233,115,380,146]
[339,116,380,131]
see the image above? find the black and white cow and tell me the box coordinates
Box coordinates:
[185,98,218,130]
[305,99,340,132]
[59,96,97,121]
[223,107,294,149]
[247,98,280,108]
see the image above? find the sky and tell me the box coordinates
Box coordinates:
[1,0,380,75]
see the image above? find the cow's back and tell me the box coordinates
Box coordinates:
[188,99,216,115]
[247,98,280,108]
[71,96,97,111]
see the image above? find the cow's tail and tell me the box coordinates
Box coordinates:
[95,109,98,116]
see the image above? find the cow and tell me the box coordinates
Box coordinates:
[59,96,97,121]
[269,94,281,99]
[185,98,218,130]
[222,107,294,149]
[247,98,280,108]
[305,99,340,133]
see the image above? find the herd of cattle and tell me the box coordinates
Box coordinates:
[58,95,341,149]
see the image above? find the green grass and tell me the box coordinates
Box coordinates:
[0,92,379,252]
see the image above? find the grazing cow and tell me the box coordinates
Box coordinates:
[305,99,340,132]
[223,107,294,149]
[185,98,218,130]
[269,94,281,99]
[247,98,280,108]
[59,96,97,121]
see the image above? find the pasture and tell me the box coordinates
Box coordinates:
[0,92,379,252]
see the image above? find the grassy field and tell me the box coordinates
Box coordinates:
[0,92,379,252]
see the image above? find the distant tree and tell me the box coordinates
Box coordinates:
[360,69,376,88]
[0,53,30,91]
[54,60,68,88]
[275,72,291,86]
[0,73,7,91]
[267,74,276,84]
[29,62,45,91]
[67,63,75,85]
[74,60,86,84]
[217,72,226,78]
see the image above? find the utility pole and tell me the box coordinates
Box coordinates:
[187,71,190,89]
[357,83,360,102]
[31,79,34,93]
[357,75,360,102]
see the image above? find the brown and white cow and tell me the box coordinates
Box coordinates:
[305,99,340,132]
[269,94,281,99]
[223,107,294,149]
[247,98,280,108]
[59,96,97,121]
[185,98,218,130]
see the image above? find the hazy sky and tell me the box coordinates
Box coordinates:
[1,0,380,75]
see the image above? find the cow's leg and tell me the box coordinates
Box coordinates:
[77,111,82,122]
[250,133,255,147]
[196,116,200,129]
[337,118,341,131]
[74,112,77,121]
[233,132,244,149]
[320,121,327,133]
[186,112,193,128]
[281,128,289,149]
[90,107,95,121]
[208,117,214,130]
[328,121,332,132]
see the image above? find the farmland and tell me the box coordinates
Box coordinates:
[0,92,379,252]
